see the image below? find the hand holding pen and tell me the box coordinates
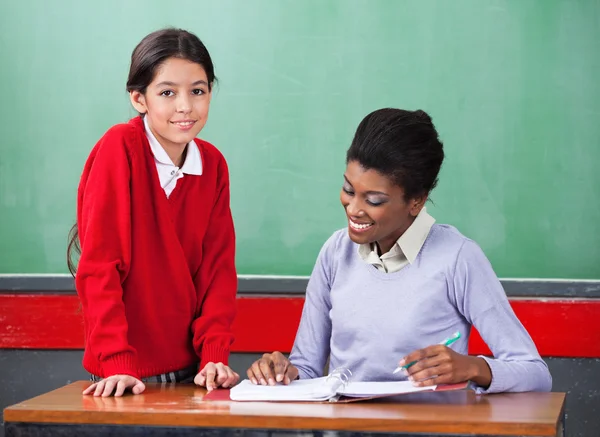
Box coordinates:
[393,331,493,388]
[393,331,462,374]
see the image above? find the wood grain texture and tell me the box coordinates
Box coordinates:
[4,382,565,436]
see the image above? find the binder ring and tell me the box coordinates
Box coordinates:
[326,367,352,387]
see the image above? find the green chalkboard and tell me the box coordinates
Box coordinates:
[0,0,598,278]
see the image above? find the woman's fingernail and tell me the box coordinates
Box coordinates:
[276,374,283,382]
[251,378,257,385]
[408,376,414,382]
[268,378,275,386]
[399,359,406,366]
[260,379,266,385]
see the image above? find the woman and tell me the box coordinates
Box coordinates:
[247,108,551,394]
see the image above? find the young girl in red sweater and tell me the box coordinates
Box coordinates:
[67,28,239,397]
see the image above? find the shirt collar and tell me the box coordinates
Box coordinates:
[396,207,435,263]
[358,207,436,264]
[143,116,202,175]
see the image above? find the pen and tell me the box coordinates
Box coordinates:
[392,331,461,374]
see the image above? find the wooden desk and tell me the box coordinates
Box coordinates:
[4,381,565,437]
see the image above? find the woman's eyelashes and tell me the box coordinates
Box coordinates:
[366,199,385,207]
[342,185,385,207]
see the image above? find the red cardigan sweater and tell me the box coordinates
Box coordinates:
[75,116,237,379]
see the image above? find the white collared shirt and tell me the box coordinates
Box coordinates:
[144,117,203,197]
[358,207,436,273]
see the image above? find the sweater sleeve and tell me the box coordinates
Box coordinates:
[75,127,139,378]
[453,240,552,393]
[191,154,237,370]
[288,234,335,379]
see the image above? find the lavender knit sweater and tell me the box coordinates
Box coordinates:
[289,225,552,394]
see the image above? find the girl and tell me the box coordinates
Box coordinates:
[68,28,239,397]
[247,108,552,393]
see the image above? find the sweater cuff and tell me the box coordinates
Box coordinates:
[199,343,230,370]
[475,356,507,394]
[101,352,139,379]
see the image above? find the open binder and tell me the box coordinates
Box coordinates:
[209,368,468,403]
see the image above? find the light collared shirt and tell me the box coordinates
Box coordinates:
[144,117,203,197]
[358,207,436,273]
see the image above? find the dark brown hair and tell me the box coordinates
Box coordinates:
[127,28,216,94]
[346,108,445,201]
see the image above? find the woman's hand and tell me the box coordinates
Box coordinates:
[194,362,239,391]
[82,374,145,397]
[247,351,299,385]
[400,345,492,388]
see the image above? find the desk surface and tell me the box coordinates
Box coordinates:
[4,381,565,436]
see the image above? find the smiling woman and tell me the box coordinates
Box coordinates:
[247,108,552,395]
[342,109,443,256]
[65,28,239,398]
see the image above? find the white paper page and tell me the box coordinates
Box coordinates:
[230,377,338,401]
[338,380,437,397]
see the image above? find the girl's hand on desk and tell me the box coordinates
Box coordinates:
[400,345,492,388]
[82,375,145,397]
[195,362,239,391]
[247,351,299,386]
